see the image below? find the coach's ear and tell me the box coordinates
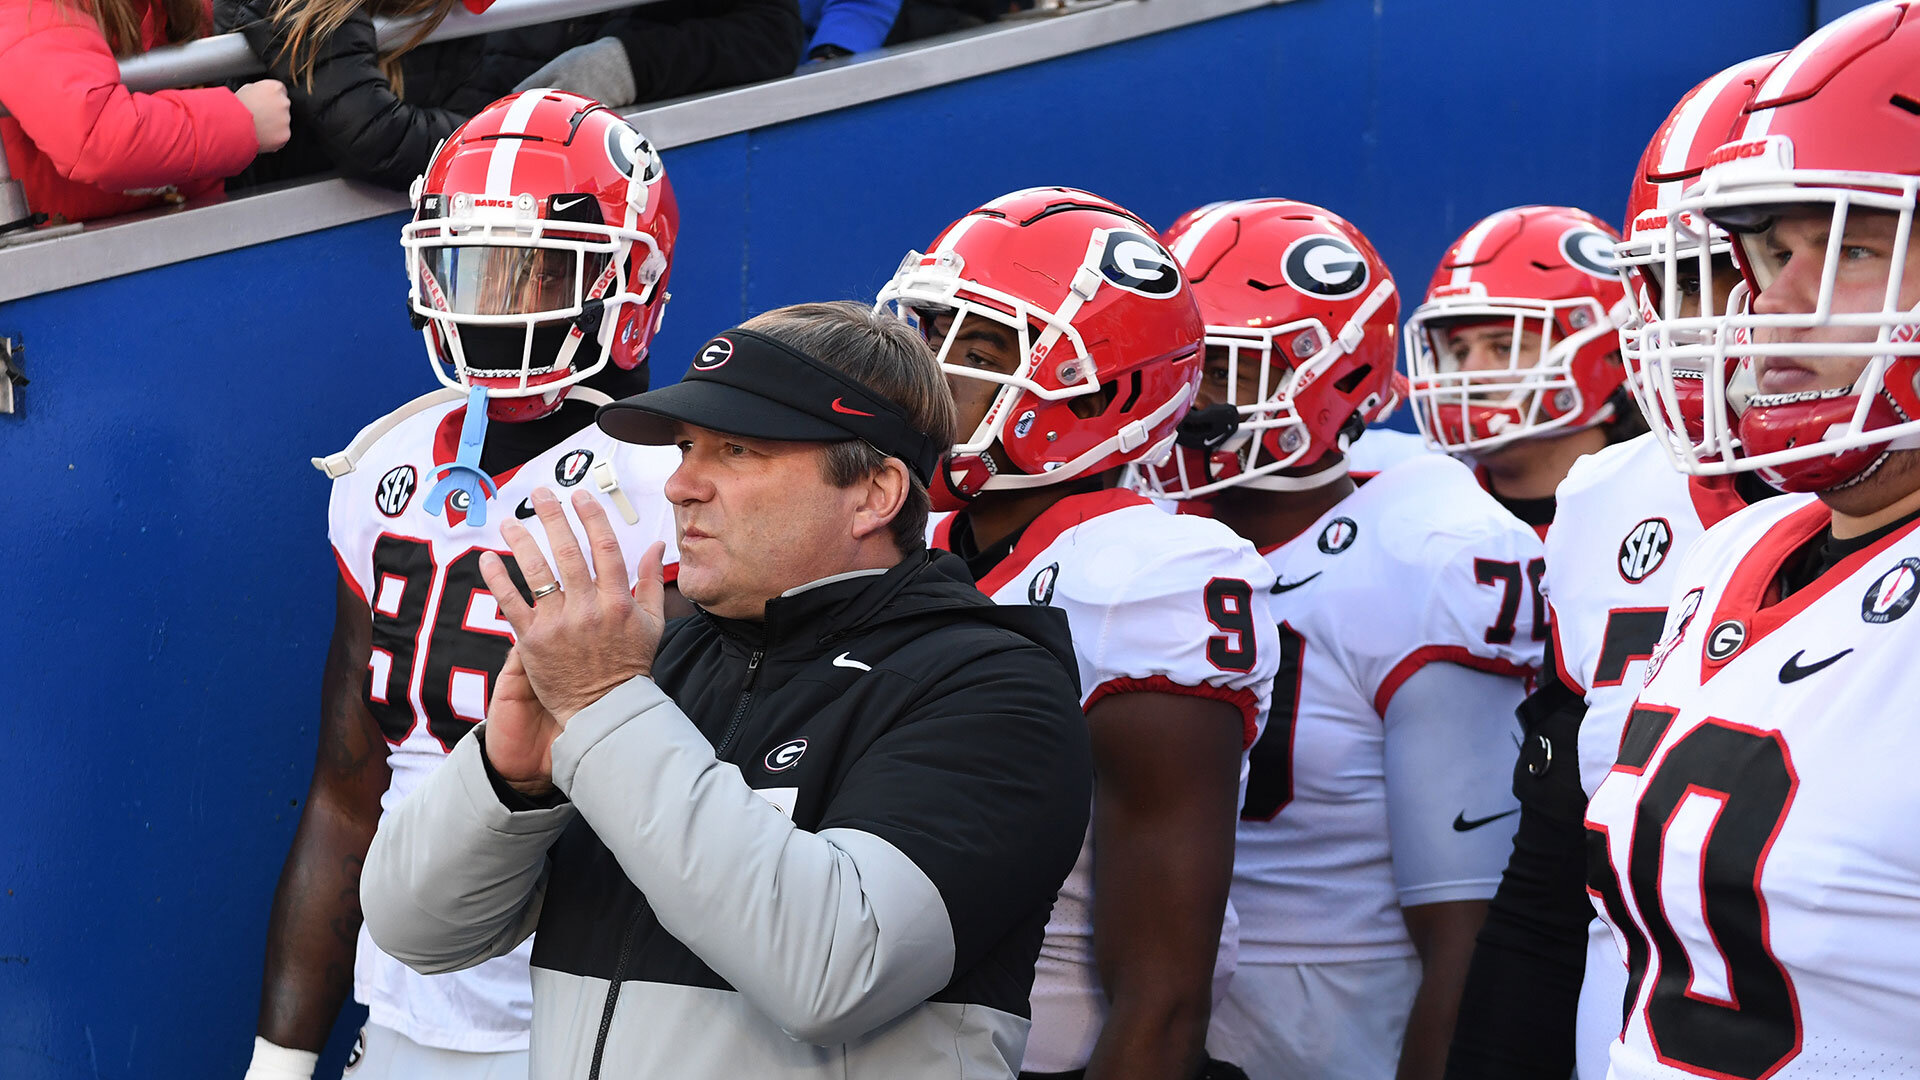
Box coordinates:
[850,457,911,543]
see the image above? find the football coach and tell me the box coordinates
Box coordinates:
[361,302,1092,1080]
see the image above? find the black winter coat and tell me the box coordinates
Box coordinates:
[218,0,802,191]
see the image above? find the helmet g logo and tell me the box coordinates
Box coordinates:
[606,122,662,183]
[694,337,734,371]
[1098,229,1182,298]
[1561,228,1618,279]
[1281,235,1369,299]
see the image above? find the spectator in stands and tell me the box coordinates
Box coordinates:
[490,0,801,111]
[793,0,1001,66]
[0,0,289,226]
[217,0,468,190]
[220,0,800,189]
[796,0,899,62]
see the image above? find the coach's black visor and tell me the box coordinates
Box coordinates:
[596,327,942,485]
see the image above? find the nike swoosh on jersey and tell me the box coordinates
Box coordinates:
[1270,572,1322,594]
[1778,647,1852,683]
[515,497,537,520]
[1452,809,1519,832]
[832,652,872,671]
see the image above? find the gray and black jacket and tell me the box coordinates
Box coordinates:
[362,550,1091,1079]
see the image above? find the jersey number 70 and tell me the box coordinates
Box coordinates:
[1586,706,1801,1079]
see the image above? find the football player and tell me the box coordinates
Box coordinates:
[1141,198,1545,1080]
[1406,205,1638,535]
[1590,5,1920,1075]
[879,187,1281,1080]
[1443,53,1787,1080]
[244,91,684,1080]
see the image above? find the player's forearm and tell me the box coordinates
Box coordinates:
[1083,988,1212,1080]
[1398,901,1489,1080]
[255,797,380,1050]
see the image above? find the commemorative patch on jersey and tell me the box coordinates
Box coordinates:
[556,449,595,487]
[1863,557,1920,624]
[1618,517,1674,583]
[1317,516,1359,554]
[375,465,417,517]
[1029,562,1060,606]
[1645,586,1703,684]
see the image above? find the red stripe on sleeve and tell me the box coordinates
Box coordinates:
[333,546,369,607]
[1083,675,1262,750]
[1373,646,1536,717]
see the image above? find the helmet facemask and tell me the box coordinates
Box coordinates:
[403,191,667,421]
[1637,165,1920,487]
[879,247,1142,498]
[1146,277,1397,499]
[1407,294,1618,453]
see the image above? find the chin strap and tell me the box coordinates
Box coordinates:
[426,386,500,526]
[1239,452,1353,492]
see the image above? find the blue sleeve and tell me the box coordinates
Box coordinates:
[808,0,902,54]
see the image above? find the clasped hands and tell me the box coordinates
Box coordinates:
[477,487,668,798]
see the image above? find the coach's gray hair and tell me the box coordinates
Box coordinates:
[739,302,957,550]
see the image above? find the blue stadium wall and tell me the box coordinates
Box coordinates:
[0,1,1820,1077]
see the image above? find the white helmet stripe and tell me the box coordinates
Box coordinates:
[932,212,987,255]
[485,89,552,198]
[1448,210,1508,288]
[1658,63,1745,176]
[1169,200,1260,264]
[1745,10,1868,138]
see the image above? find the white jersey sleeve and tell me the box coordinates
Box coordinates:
[1382,662,1527,906]
[1326,459,1547,709]
[1079,513,1281,746]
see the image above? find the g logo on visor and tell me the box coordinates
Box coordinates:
[1561,228,1618,280]
[1099,229,1183,298]
[1281,235,1369,299]
[694,337,734,371]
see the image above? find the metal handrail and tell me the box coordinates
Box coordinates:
[0,0,666,118]
[0,0,1284,299]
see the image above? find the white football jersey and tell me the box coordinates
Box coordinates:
[1347,425,1433,478]
[1232,453,1545,965]
[1550,435,1752,797]
[934,489,1279,1074]
[327,396,678,1052]
[1586,495,1920,1080]
[1547,436,1758,1079]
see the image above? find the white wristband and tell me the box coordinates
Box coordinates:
[243,1036,319,1080]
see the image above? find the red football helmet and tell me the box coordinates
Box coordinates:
[877,187,1204,506]
[402,90,678,422]
[1406,205,1631,453]
[1141,198,1400,499]
[1618,53,1784,463]
[1639,0,1920,491]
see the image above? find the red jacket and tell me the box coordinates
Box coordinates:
[0,0,259,224]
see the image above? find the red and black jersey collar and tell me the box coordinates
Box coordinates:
[937,489,1151,597]
[1700,500,1920,682]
